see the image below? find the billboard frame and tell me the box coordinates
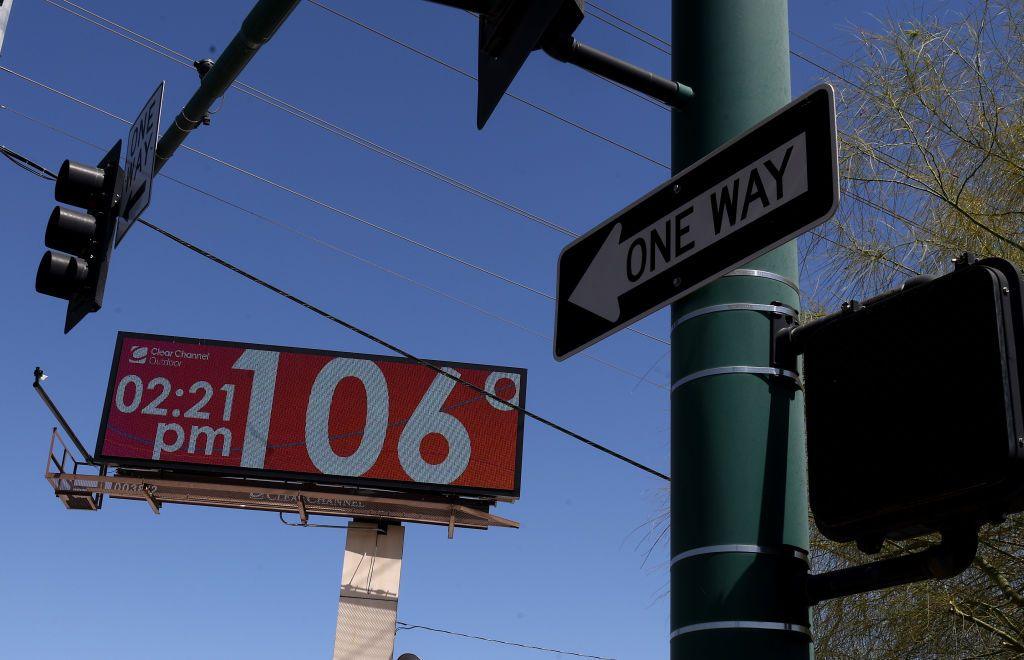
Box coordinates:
[95,331,527,500]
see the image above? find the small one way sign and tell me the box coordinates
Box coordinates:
[554,84,838,360]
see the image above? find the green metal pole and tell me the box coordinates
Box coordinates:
[154,0,300,174]
[670,2,811,658]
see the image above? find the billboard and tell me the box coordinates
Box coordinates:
[96,332,526,498]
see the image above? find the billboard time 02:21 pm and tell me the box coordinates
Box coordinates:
[96,332,526,498]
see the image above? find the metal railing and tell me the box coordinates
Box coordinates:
[45,427,103,510]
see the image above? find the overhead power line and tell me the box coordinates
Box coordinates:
[396,620,616,659]
[452,3,670,111]
[305,0,669,167]
[30,5,947,325]
[589,0,1024,211]
[3,50,926,285]
[44,0,577,236]
[587,2,672,49]
[534,5,1024,259]
[136,213,671,481]
[44,0,933,337]
[0,143,55,179]
[37,0,673,348]
[48,0,667,170]
[1,141,669,482]
[0,63,676,349]
[585,8,671,55]
[0,102,668,392]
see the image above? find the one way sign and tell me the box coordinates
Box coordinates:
[555,84,838,360]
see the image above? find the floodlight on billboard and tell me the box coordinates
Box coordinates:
[96,333,526,498]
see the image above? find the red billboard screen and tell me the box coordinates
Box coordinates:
[96,333,526,498]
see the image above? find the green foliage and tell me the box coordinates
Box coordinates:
[808,1,1024,656]
[805,0,1024,306]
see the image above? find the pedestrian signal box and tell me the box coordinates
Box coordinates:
[796,257,1024,549]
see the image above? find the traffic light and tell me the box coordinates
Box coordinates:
[793,256,1024,551]
[35,141,124,333]
[476,0,583,128]
[427,0,687,129]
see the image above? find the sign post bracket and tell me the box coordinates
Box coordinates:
[543,35,693,108]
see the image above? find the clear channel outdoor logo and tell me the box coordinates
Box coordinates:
[127,344,211,367]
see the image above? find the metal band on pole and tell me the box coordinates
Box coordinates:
[671,366,801,392]
[671,0,810,655]
[670,303,798,332]
[724,269,801,295]
[671,544,809,566]
[670,621,813,640]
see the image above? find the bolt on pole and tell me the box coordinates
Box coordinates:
[670,1,812,658]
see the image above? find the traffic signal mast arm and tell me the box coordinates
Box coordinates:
[37,0,302,331]
[543,36,694,109]
[807,526,979,605]
[422,0,693,127]
[154,0,299,174]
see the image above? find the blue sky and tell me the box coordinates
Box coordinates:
[0,1,959,658]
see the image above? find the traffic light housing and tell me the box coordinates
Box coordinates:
[476,0,583,128]
[797,257,1024,550]
[35,141,124,333]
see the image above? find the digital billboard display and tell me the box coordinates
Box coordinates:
[96,333,526,498]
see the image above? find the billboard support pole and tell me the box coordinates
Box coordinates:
[669,1,811,657]
[333,521,405,660]
[33,368,93,463]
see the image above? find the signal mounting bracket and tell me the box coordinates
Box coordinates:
[807,526,979,605]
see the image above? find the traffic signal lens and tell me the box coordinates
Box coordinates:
[45,206,96,257]
[54,159,106,208]
[35,251,89,300]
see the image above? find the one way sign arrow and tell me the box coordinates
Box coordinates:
[555,84,838,360]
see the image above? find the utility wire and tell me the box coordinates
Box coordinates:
[48,0,668,199]
[0,142,55,179]
[37,0,673,347]
[46,0,665,171]
[454,4,669,112]
[786,45,1024,254]
[0,63,673,349]
[0,141,669,482]
[5,39,929,279]
[523,5,1024,259]
[8,1,947,483]
[312,0,977,260]
[328,0,947,218]
[44,0,580,236]
[4,57,922,327]
[134,218,670,481]
[301,0,668,167]
[0,102,668,391]
[586,9,671,55]
[587,2,672,49]
[32,5,942,313]
[61,0,942,335]
[395,621,616,659]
